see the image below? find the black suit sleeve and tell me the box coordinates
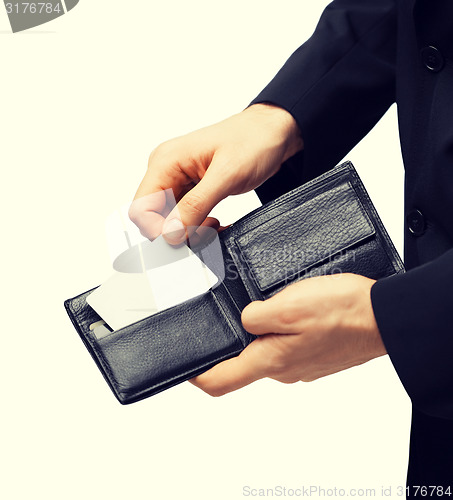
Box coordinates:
[371,252,453,420]
[251,0,397,193]
[251,0,453,421]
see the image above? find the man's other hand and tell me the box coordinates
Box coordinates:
[190,273,386,396]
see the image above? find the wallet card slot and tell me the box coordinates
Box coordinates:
[84,286,249,403]
[233,180,375,293]
[65,287,103,336]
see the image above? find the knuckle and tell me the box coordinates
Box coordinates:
[193,376,228,397]
[204,384,227,398]
[181,192,207,216]
[127,203,141,225]
[209,389,227,398]
[148,140,173,167]
[267,351,288,377]
[155,140,173,156]
[275,376,298,385]
[276,305,298,328]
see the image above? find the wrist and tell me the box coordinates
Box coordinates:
[246,103,304,161]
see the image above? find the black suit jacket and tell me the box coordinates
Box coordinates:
[251,0,453,490]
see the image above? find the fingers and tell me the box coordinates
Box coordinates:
[190,338,270,396]
[128,190,168,240]
[162,170,229,244]
[130,180,225,244]
[131,140,229,244]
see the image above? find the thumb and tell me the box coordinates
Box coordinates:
[162,171,227,244]
[242,301,272,336]
[242,296,299,335]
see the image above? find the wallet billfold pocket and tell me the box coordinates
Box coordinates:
[65,162,404,404]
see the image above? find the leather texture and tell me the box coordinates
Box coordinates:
[64,161,404,404]
[222,162,404,301]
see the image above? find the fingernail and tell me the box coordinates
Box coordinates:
[163,218,186,243]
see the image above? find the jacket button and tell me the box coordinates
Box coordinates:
[407,209,426,236]
[421,46,444,72]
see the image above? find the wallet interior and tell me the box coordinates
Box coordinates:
[65,281,254,404]
[65,162,404,404]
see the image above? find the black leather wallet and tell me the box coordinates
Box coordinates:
[64,162,404,404]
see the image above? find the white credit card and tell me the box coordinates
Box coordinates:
[86,235,218,331]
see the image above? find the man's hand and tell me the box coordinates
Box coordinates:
[190,273,386,396]
[128,104,303,243]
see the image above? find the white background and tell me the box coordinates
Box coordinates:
[0,2,410,499]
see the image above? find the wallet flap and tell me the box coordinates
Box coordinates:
[221,162,404,299]
[235,180,375,292]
